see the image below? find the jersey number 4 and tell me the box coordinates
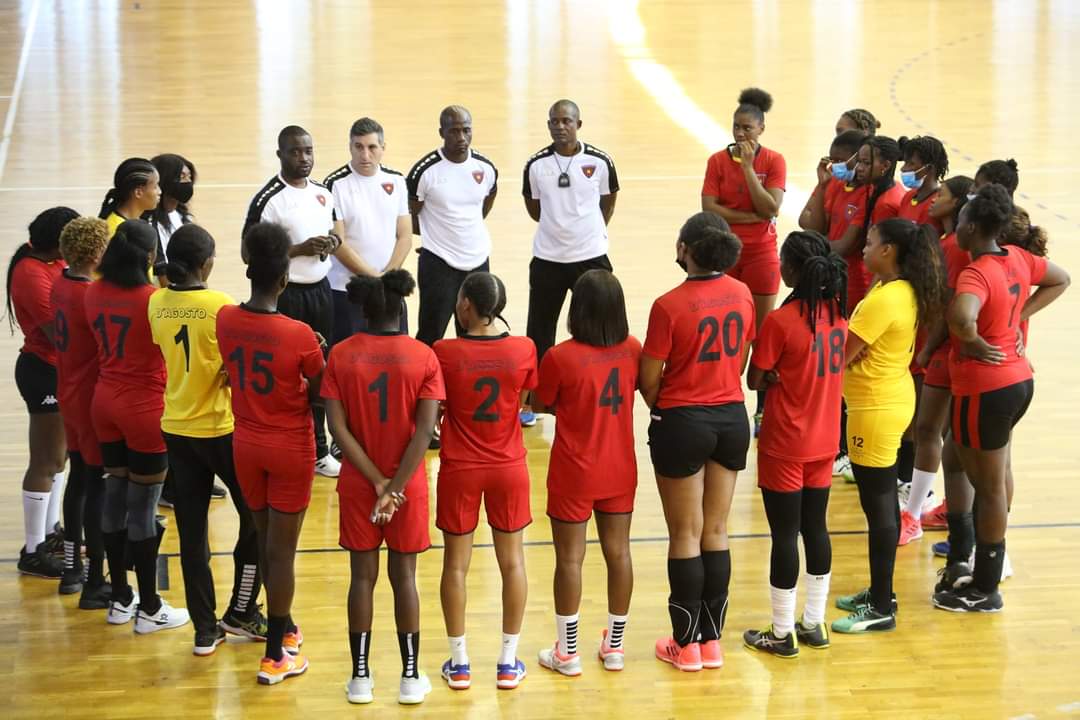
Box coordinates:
[599,367,624,415]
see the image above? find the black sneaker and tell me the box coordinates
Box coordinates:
[934,562,974,594]
[933,585,1003,613]
[220,605,268,640]
[59,563,85,595]
[795,619,830,649]
[18,544,63,578]
[329,441,343,461]
[41,525,65,557]
[743,626,798,658]
[210,483,227,499]
[194,625,227,656]
[79,580,112,610]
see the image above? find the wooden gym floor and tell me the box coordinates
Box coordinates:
[1,1,1079,718]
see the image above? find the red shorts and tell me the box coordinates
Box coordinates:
[62,387,102,466]
[728,246,780,296]
[338,475,430,554]
[924,344,951,389]
[547,485,636,524]
[91,383,166,455]
[757,452,833,493]
[234,438,315,513]
[437,462,531,535]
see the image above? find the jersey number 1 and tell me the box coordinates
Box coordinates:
[174,324,191,372]
[811,328,845,377]
[226,346,274,394]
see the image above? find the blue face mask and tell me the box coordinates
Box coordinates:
[900,170,924,190]
[831,162,855,182]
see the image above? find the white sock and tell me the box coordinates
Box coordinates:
[770,585,797,638]
[606,613,628,650]
[448,635,468,666]
[46,471,65,531]
[556,613,579,656]
[498,633,519,666]
[22,490,50,550]
[803,572,831,626]
[906,468,936,517]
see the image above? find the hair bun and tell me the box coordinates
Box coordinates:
[738,87,773,113]
[380,269,416,298]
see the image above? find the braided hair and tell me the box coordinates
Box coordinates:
[898,135,949,181]
[99,158,157,219]
[840,108,881,135]
[859,136,901,241]
[874,218,947,326]
[780,230,848,335]
[459,271,509,329]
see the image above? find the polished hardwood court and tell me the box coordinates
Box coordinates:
[2,1,1080,718]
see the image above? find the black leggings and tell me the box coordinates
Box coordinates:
[64,452,106,583]
[853,463,900,614]
[760,488,831,589]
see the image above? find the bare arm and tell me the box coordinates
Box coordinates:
[326,397,389,491]
[387,398,439,495]
[383,215,413,271]
[830,224,862,259]
[409,198,423,236]
[524,197,541,223]
[1021,261,1070,321]
[482,187,498,219]
[742,163,782,218]
[845,330,869,367]
[638,355,665,408]
[701,195,763,225]
[799,159,833,232]
[600,192,617,225]
[331,220,382,278]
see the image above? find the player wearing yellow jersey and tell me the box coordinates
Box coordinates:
[832,218,945,634]
[148,225,265,656]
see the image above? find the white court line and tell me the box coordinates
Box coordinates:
[0,0,42,187]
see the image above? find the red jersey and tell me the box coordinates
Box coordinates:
[643,274,755,408]
[11,256,64,365]
[940,232,971,290]
[434,334,537,468]
[751,301,848,461]
[897,187,944,233]
[825,180,905,311]
[322,332,445,491]
[535,336,641,495]
[50,272,99,411]
[83,280,164,392]
[701,146,786,251]
[949,247,1047,395]
[217,304,323,450]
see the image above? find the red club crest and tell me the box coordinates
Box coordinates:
[844,203,858,220]
[472,170,485,184]
[382,183,395,195]
[316,194,327,206]
[581,165,596,179]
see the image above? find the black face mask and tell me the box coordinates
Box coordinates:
[168,181,194,204]
[676,257,688,272]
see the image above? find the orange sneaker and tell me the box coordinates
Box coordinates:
[898,510,924,546]
[283,626,304,656]
[598,628,624,671]
[921,500,948,530]
[654,637,702,672]
[257,653,309,685]
[700,639,724,669]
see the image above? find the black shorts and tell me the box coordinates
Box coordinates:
[278,278,333,349]
[15,351,59,414]
[648,403,750,478]
[101,440,169,476]
[951,379,1034,451]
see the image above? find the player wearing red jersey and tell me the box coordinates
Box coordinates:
[532,270,640,676]
[324,270,444,706]
[433,272,536,691]
[86,220,189,633]
[7,207,77,579]
[742,231,848,658]
[934,186,1069,613]
[640,212,755,672]
[52,216,111,605]
[218,223,323,684]
[701,88,786,436]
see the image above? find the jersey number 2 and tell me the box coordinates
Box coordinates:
[473,377,500,423]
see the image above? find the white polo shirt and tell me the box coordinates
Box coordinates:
[406,149,498,271]
[243,174,336,284]
[323,163,409,292]
[522,142,619,263]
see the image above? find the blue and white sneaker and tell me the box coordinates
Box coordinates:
[932,540,950,558]
[519,409,537,427]
[496,658,527,689]
[441,659,471,690]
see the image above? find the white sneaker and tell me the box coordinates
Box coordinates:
[538,643,583,676]
[398,673,432,705]
[314,454,341,478]
[598,629,625,671]
[897,482,937,514]
[1000,551,1013,582]
[346,675,374,704]
[832,454,854,483]
[134,599,191,634]
[107,592,139,625]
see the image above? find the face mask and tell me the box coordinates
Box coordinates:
[169,181,194,204]
[900,169,924,190]
[831,162,855,182]
[676,257,688,272]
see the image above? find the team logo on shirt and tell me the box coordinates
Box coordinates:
[316,194,327,206]
[581,165,596,178]
[382,182,395,195]
[845,203,858,220]
[472,170,485,184]
[756,172,767,183]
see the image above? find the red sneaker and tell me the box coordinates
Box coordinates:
[898,510,924,546]
[654,637,702,672]
[700,639,724,669]
[921,500,948,530]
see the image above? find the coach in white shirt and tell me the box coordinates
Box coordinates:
[323,117,412,342]
[406,105,498,345]
[242,125,341,477]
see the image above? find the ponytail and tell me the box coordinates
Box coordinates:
[875,218,946,326]
[98,220,158,288]
[678,212,742,273]
[6,206,79,333]
[346,269,415,327]
[163,224,215,286]
[99,157,157,219]
[1003,206,1048,257]
[459,271,509,329]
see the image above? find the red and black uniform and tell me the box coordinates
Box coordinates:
[751,301,848,491]
[85,281,167,473]
[323,331,445,553]
[702,146,786,295]
[898,188,943,376]
[11,256,64,414]
[535,336,641,522]
[434,334,537,534]
[824,180,906,313]
[217,304,324,513]
[643,274,755,477]
[925,232,972,389]
[51,271,101,466]
[949,247,1046,450]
